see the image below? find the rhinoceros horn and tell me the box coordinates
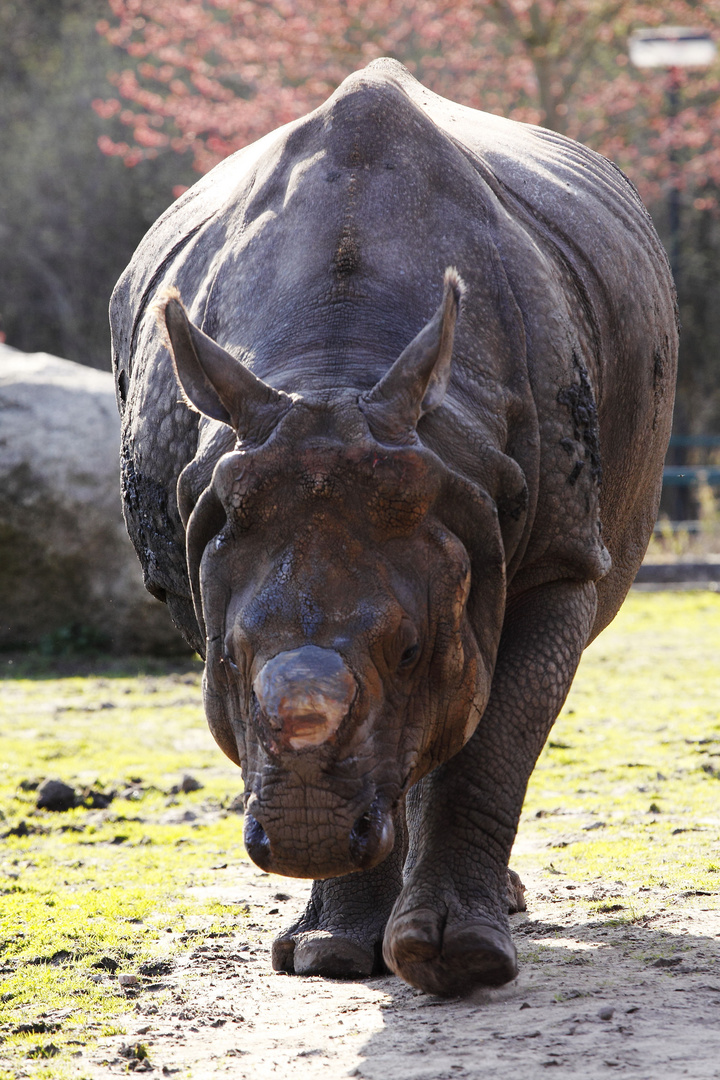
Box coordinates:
[159,290,291,437]
[362,267,465,437]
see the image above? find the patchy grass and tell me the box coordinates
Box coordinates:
[0,657,248,1076]
[1,592,720,1075]
[514,590,720,921]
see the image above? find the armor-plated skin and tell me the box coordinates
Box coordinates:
[111,60,677,996]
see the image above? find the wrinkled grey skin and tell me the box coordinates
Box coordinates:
[111,59,677,996]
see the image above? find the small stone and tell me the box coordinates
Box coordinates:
[138,959,175,977]
[519,1002,531,1010]
[598,1006,615,1021]
[180,774,203,793]
[93,956,119,973]
[14,1021,60,1035]
[26,1043,60,1059]
[18,778,41,792]
[36,779,76,812]
[1,820,38,838]
[119,1041,149,1061]
[80,787,115,809]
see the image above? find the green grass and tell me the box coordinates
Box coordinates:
[515,590,720,911]
[0,659,248,1076]
[1,591,719,1074]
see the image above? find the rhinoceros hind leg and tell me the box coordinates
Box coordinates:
[506,868,527,913]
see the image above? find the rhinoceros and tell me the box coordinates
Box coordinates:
[111,58,677,996]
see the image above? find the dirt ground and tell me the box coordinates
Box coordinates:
[5,592,717,1079]
[82,861,720,1080]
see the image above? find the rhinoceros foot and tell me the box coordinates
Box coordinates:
[272,854,403,978]
[382,896,518,996]
[272,864,526,985]
[273,929,379,978]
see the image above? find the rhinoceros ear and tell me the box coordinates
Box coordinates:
[157,290,290,436]
[362,267,464,436]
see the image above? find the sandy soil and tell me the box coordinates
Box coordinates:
[81,862,720,1080]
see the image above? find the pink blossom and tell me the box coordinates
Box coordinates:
[94,0,720,206]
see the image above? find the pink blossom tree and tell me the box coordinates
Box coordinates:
[95,0,720,206]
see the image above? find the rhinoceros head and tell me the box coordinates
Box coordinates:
[158,271,506,879]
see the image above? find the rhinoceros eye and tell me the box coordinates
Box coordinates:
[399,643,419,669]
[395,619,420,672]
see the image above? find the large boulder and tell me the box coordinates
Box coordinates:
[0,343,187,653]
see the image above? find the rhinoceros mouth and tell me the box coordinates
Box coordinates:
[242,789,396,879]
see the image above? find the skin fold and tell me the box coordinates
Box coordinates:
[111,59,677,996]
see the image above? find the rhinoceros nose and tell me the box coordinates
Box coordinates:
[253,645,357,750]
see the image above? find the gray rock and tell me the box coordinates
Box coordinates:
[0,344,187,653]
[117,974,140,988]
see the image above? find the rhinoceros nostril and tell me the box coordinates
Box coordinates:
[244,813,272,871]
[349,797,395,871]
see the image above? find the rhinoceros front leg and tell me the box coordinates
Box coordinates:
[383,579,597,996]
[271,808,407,978]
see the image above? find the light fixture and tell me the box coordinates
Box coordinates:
[629,27,716,69]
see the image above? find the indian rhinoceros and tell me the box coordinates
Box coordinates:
[110,58,677,996]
